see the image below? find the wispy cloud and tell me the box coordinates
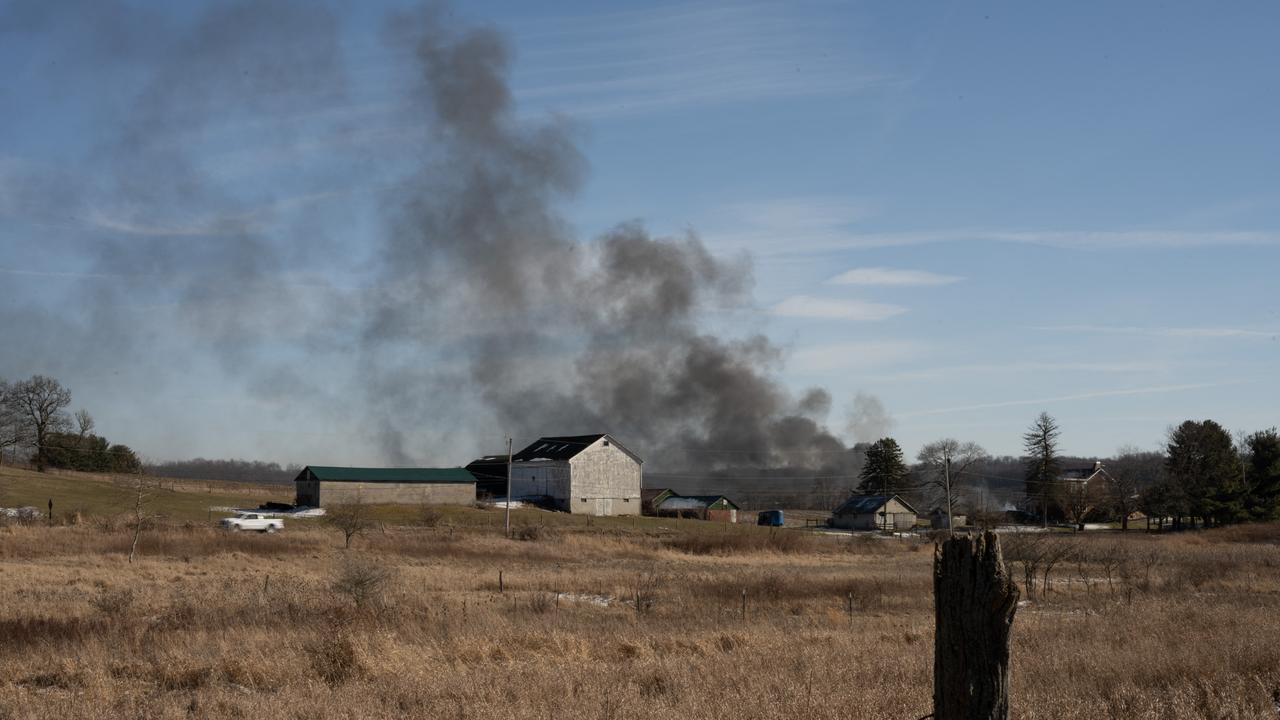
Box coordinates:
[828,266,962,287]
[0,267,123,280]
[771,295,906,321]
[1037,325,1278,339]
[509,2,889,118]
[788,340,925,374]
[899,381,1237,418]
[87,191,342,238]
[702,197,1280,256]
[865,360,1162,383]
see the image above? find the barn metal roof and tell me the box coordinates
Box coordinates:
[511,434,642,464]
[512,435,607,462]
[298,466,476,484]
[833,494,917,516]
[656,494,739,511]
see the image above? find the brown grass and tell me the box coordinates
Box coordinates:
[0,519,1278,719]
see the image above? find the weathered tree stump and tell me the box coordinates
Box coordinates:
[934,532,1019,720]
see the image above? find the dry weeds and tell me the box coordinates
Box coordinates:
[1,519,1278,719]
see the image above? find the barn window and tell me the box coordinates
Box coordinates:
[603,440,610,446]
[581,498,587,503]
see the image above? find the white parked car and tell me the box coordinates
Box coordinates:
[220,512,283,533]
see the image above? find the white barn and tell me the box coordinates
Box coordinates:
[509,434,642,516]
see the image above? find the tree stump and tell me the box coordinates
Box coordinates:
[934,532,1019,720]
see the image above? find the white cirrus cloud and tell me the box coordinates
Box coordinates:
[1035,324,1277,339]
[771,295,906,321]
[789,340,925,374]
[828,266,963,287]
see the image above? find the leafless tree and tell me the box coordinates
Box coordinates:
[327,502,374,548]
[1056,479,1101,531]
[1002,532,1047,600]
[1040,538,1077,597]
[1107,447,1163,530]
[75,409,95,438]
[127,474,157,563]
[917,438,989,531]
[0,380,34,466]
[6,375,72,471]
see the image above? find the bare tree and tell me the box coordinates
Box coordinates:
[7,375,72,472]
[917,438,988,532]
[128,475,156,563]
[327,502,374,548]
[1108,447,1163,530]
[0,380,34,466]
[1056,478,1100,531]
[75,409,95,438]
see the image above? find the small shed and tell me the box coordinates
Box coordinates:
[652,492,739,522]
[641,488,674,515]
[294,466,476,507]
[830,494,917,531]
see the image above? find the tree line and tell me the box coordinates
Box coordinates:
[854,411,1280,531]
[145,458,302,485]
[0,375,141,474]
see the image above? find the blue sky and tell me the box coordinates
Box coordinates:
[2,1,1278,464]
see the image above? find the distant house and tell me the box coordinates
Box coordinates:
[648,490,739,523]
[641,488,673,515]
[294,466,476,507]
[508,434,642,516]
[1058,461,1113,491]
[830,494,917,531]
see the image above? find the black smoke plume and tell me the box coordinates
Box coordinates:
[1,3,882,475]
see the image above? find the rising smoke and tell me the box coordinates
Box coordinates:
[1,2,890,472]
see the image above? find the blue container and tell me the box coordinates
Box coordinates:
[756,509,784,527]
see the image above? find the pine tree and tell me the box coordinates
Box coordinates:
[1165,420,1244,527]
[1244,428,1280,521]
[1022,412,1061,527]
[858,437,909,496]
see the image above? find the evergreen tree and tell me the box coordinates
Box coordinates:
[1244,428,1280,521]
[1165,420,1244,527]
[857,437,909,496]
[1022,412,1061,527]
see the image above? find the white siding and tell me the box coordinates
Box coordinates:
[509,460,571,507]
[566,438,642,516]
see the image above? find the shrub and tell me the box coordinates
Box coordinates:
[332,556,395,609]
[305,630,362,686]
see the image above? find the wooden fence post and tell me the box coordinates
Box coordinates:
[934,532,1019,720]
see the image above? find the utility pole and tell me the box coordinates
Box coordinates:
[944,456,952,533]
[504,436,513,538]
[882,471,889,534]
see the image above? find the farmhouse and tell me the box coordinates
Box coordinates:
[830,494,917,531]
[294,466,476,507]
[1059,461,1113,491]
[508,434,642,516]
[646,489,739,522]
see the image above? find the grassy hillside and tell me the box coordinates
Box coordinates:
[0,465,291,522]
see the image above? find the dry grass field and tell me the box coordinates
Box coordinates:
[1,484,1279,718]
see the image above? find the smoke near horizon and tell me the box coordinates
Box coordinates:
[0,2,890,471]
